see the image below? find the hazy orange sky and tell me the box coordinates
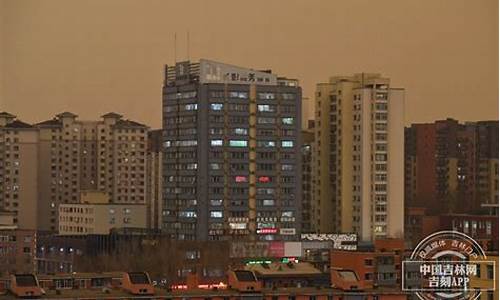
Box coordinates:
[0,0,498,128]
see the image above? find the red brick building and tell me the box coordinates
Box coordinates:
[405,119,498,215]
[0,228,36,275]
[330,239,404,289]
[405,208,498,250]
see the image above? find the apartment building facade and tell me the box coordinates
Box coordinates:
[313,74,405,241]
[404,119,499,215]
[162,59,302,241]
[301,128,314,233]
[35,112,148,231]
[146,129,163,230]
[58,202,147,235]
[0,211,37,275]
[0,112,39,229]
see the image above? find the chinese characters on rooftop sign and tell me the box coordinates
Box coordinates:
[199,59,277,85]
[301,233,357,251]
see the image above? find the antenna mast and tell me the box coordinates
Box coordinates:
[187,31,190,61]
[174,33,177,63]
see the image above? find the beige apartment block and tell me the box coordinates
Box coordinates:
[58,202,147,235]
[0,112,39,230]
[312,74,404,241]
[35,112,148,231]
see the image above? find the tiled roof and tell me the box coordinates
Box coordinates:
[56,112,78,118]
[0,112,16,118]
[114,119,148,128]
[4,120,33,128]
[36,118,62,127]
[101,112,123,119]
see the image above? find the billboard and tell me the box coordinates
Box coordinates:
[199,59,277,85]
[301,233,357,250]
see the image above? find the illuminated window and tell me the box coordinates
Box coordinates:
[211,103,223,111]
[210,163,221,170]
[210,211,223,218]
[235,176,248,183]
[229,223,247,229]
[258,176,270,183]
[211,139,223,146]
[282,117,294,125]
[179,211,197,218]
[262,199,275,206]
[184,103,198,111]
[234,128,248,135]
[281,141,294,148]
[257,141,275,148]
[229,140,247,147]
[210,199,223,206]
[258,104,275,112]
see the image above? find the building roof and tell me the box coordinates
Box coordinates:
[37,272,123,281]
[245,262,322,277]
[0,112,16,118]
[56,112,78,118]
[36,118,62,127]
[114,119,148,128]
[3,120,33,129]
[101,112,123,119]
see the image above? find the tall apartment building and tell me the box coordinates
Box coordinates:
[301,127,314,233]
[313,74,404,241]
[405,119,498,215]
[146,129,163,230]
[35,112,148,231]
[162,59,302,241]
[0,112,38,229]
[476,121,499,209]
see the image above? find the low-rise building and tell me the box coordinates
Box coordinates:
[0,211,36,275]
[0,270,409,300]
[245,261,329,288]
[331,239,404,289]
[58,202,147,235]
[405,208,498,251]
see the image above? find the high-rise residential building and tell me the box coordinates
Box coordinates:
[313,74,405,241]
[162,59,302,241]
[0,112,39,229]
[35,112,148,231]
[405,119,498,215]
[301,125,314,233]
[146,129,163,230]
[476,121,499,210]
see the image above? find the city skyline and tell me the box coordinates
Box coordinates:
[0,1,497,295]
[1,0,498,129]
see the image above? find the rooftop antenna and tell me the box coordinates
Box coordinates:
[174,32,177,63]
[187,30,190,61]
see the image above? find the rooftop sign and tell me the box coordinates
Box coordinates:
[199,59,277,85]
[301,233,357,251]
